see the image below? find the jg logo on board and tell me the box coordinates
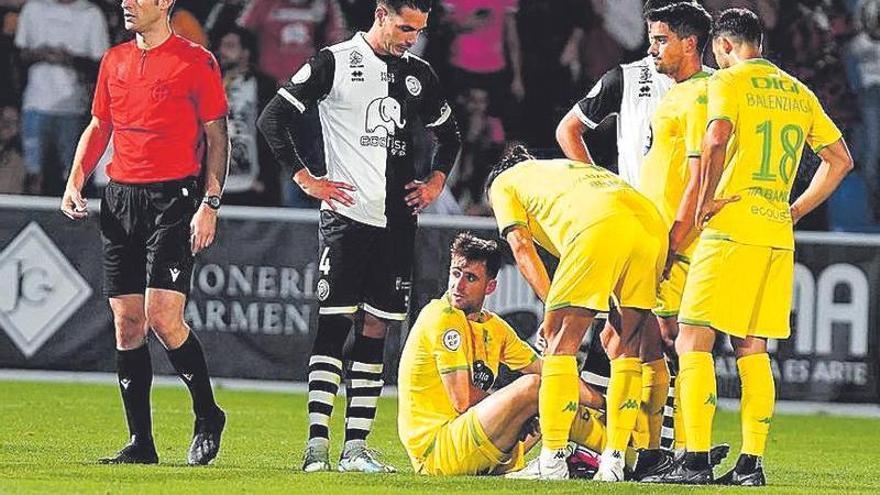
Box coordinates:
[0,222,91,357]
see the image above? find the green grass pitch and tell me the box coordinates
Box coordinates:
[1,380,878,494]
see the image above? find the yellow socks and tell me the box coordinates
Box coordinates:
[679,351,716,453]
[673,375,687,450]
[638,358,670,450]
[605,357,642,452]
[539,355,579,450]
[738,353,775,456]
[569,405,605,452]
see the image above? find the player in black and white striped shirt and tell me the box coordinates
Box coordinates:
[258,0,460,474]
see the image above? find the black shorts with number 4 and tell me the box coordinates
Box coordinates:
[101,178,201,297]
[316,211,415,321]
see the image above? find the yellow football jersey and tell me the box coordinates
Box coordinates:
[397,295,538,461]
[489,159,661,256]
[704,59,842,249]
[639,71,709,257]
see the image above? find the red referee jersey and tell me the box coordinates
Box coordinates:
[92,34,228,183]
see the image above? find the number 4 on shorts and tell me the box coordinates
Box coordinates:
[319,247,331,275]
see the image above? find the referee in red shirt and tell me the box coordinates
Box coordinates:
[60,0,229,466]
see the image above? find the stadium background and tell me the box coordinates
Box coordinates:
[0,0,877,429]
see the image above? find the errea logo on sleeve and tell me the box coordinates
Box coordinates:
[0,222,92,358]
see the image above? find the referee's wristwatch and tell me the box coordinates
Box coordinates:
[202,195,222,210]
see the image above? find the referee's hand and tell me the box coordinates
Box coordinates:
[190,205,217,255]
[60,187,88,220]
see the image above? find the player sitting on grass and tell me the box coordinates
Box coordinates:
[397,232,607,477]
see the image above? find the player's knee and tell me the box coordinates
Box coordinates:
[518,372,541,391]
[145,306,182,335]
[513,374,541,410]
[362,313,390,339]
[114,313,147,348]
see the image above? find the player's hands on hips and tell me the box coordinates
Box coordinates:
[60,187,88,220]
[405,171,445,215]
[190,205,218,255]
[295,170,355,211]
[696,195,740,230]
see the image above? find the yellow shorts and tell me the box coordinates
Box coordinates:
[679,238,793,339]
[546,215,667,312]
[655,254,690,317]
[412,409,524,476]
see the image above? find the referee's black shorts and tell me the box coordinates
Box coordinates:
[100,177,201,298]
[316,210,415,321]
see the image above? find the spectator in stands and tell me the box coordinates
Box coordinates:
[848,0,880,200]
[444,0,524,138]
[516,0,590,149]
[0,1,24,106]
[237,0,346,85]
[204,0,249,44]
[14,0,109,196]
[448,87,503,210]
[771,0,858,128]
[171,3,208,46]
[0,104,24,194]
[216,26,281,206]
[339,0,376,32]
[238,0,344,208]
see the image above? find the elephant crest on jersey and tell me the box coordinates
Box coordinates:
[365,96,406,135]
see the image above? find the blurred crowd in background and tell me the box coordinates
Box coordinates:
[0,0,879,232]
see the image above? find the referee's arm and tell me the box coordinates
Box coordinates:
[61,116,113,220]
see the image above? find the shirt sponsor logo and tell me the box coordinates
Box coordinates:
[361,96,408,155]
[350,70,364,82]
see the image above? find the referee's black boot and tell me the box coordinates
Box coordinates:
[99,436,159,464]
[715,454,767,486]
[187,408,226,466]
[642,451,713,484]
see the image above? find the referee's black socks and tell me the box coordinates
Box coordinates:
[117,345,154,444]
[166,331,221,420]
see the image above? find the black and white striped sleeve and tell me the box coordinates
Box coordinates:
[574,65,623,129]
[276,48,335,113]
[257,49,335,173]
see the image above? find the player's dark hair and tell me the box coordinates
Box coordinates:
[484,143,535,195]
[712,8,763,46]
[450,232,503,279]
[378,0,433,14]
[646,2,712,52]
[643,0,696,15]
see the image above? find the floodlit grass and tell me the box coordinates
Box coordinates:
[1,380,878,494]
